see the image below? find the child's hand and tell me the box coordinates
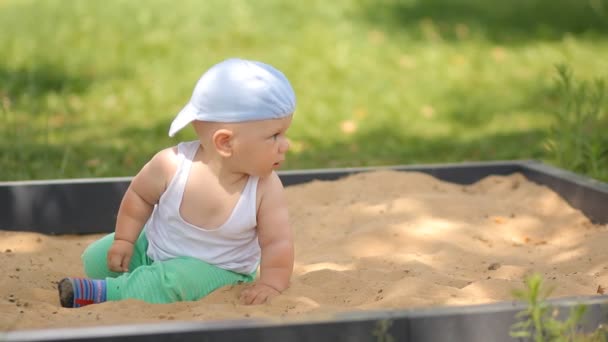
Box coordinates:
[107,240,134,272]
[240,282,281,305]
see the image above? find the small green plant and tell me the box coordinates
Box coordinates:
[510,273,607,341]
[372,319,395,342]
[545,65,608,182]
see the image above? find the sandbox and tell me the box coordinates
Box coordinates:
[1,160,607,341]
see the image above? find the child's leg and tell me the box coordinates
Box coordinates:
[106,257,255,304]
[81,231,152,279]
[59,231,153,308]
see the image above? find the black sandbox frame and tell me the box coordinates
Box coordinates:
[1,160,607,342]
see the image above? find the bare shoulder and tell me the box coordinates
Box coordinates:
[149,146,179,176]
[256,172,288,215]
[129,146,179,204]
[256,171,290,244]
[257,172,286,201]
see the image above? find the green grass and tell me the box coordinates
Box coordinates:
[1,0,607,181]
[545,65,608,182]
[510,273,607,341]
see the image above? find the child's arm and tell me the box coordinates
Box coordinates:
[240,172,294,305]
[107,147,177,272]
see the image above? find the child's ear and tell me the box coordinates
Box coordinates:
[213,129,234,157]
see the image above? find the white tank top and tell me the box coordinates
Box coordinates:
[145,140,261,274]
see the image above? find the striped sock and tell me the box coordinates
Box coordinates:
[59,277,107,308]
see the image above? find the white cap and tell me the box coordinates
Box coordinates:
[169,58,296,137]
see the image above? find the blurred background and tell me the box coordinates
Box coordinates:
[1,0,607,181]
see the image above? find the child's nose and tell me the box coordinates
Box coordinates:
[278,137,289,153]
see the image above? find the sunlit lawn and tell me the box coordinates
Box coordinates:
[1,0,607,180]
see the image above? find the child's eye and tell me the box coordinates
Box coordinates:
[272,133,279,140]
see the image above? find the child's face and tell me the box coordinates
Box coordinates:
[231,115,293,177]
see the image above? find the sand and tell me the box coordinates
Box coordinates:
[1,170,607,332]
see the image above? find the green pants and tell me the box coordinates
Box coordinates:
[81,231,255,304]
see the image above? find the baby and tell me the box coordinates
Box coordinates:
[58,58,296,307]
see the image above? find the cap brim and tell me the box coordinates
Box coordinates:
[168,102,198,137]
